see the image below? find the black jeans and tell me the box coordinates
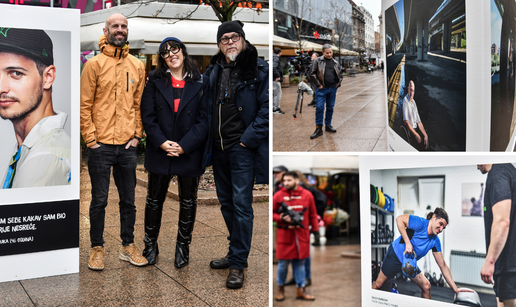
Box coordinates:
[88,143,137,247]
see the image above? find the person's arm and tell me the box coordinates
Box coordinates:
[176,77,210,155]
[396,214,413,254]
[417,121,429,149]
[125,63,146,149]
[481,199,511,284]
[307,193,319,232]
[140,77,169,151]
[404,120,422,143]
[239,62,269,149]
[309,59,322,89]
[80,61,99,148]
[433,251,460,293]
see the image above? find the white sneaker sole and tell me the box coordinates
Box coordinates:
[88,263,104,271]
[119,253,148,266]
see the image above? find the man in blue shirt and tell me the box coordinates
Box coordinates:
[372,208,465,299]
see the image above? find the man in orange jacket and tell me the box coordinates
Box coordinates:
[80,13,147,271]
[273,171,319,301]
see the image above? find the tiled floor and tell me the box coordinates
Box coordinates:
[272,243,362,306]
[0,165,269,306]
[273,71,387,152]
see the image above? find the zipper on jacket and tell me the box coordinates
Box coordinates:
[218,104,224,151]
[126,72,129,92]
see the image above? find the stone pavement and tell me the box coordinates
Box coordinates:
[273,71,387,152]
[272,244,361,306]
[0,163,269,306]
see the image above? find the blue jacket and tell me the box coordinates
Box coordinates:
[141,70,209,177]
[204,42,269,184]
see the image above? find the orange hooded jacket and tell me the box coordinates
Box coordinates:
[80,35,145,147]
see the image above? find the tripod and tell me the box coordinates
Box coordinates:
[293,67,312,119]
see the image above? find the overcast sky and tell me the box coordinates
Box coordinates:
[358,0,382,29]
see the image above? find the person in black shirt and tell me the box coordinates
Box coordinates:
[477,163,516,306]
[309,45,342,139]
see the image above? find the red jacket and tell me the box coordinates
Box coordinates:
[273,185,319,260]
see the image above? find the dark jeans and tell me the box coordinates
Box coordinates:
[212,145,255,270]
[315,87,337,126]
[88,143,137,247]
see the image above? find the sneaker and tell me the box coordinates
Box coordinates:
[88,246,104,271]
[273,108,285,114]
[120,243,149,267]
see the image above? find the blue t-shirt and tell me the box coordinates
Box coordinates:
[392,215,442,263]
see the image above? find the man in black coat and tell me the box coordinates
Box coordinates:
[204,20,269,289]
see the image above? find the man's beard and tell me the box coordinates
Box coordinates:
[0,86,43,121]
[224,43,242,62]
[107,29,127,47]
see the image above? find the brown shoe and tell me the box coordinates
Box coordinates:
[120,243,149,267]
[296,287,315,300]
[275,286,285,301]
[88,246,104,271]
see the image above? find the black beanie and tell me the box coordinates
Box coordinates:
[217,20,245,42]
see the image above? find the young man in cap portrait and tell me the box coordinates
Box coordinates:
[0,27,71,189]
[204,20,269,289]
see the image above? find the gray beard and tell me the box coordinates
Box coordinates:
[226,52,239,62]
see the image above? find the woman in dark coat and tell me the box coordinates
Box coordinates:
[140,37,209,267]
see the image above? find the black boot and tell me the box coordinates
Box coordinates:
[143,173,171,265]
[310,126,323,139]
[143,197,162,265]
[174,176,199,268]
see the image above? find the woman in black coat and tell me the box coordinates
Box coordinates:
[140,37,209,267]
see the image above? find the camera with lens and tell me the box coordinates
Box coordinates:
[289,52,312,74]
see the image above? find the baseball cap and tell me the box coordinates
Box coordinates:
[0,27,53,66]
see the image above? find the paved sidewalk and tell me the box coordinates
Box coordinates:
[273,71,387,152]
[272,244,361,306]
[0,164,269,306]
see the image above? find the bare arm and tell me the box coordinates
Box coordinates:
[417,121,429,149]
[481,199,511,284]
[404,120,421,143]
[433,251,459,293]
[396,214,412,254]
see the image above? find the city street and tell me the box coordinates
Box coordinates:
[273,71,387,152]
[0,163,269,306]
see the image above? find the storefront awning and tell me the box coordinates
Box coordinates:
[273,35,299,49]
[81,17,269,60]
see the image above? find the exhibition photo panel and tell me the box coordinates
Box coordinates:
[385,0,467,151]
[361,155,515,307]
[0,6,80,283]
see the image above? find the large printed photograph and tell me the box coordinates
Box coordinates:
[385,0,466,151]
[0,28,72,189]
[0,5,80,283]
[490,0,516,151]
[361,155,515,307]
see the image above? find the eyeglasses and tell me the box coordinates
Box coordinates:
[160,44,181,59]
[219,34,241,45]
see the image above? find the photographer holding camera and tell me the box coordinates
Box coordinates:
[274,171,319,301]
[309,45,342,139]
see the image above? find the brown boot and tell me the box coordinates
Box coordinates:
[296,287,315,300]
[275,286,285,301]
